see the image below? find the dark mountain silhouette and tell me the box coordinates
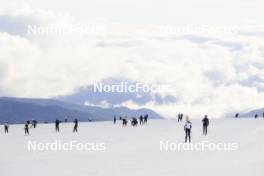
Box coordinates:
[0,97,163,124]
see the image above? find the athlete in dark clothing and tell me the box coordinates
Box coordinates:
[144,114,148,124]
[113,116,117,124]
[180,114,183,121]
[31,120,37,128]
[55,119,60,132]
[4,123,9,133]
[73,119,78,132]
[131,118,138,127]
[178,114,181,122]
[255,114,258,119]
[202,115,209,135]
[122,119,128,127]
[139,116,144,125]
[24,122,29,135]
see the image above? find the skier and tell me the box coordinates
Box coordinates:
[180,113,183,121]
[235,113,239,118]
[178,114,181,122]
[122,118,128,127]
[4,122,9,133]
[55,119,60,132]
[139,115,144,125]
[31,120,37,128]
[113,116,117,124]
[131,118,138,127]
[255,114,258,119]
[184,116,192,143]
[202,115,209,135]
[144,114,148,124]
[73,119,78,132]
[24,122,29,135]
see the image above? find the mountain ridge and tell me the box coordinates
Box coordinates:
[0,97,163,124]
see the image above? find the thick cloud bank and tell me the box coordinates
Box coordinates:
[1,4,264,118]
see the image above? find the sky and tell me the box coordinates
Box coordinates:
[1,0,264,118]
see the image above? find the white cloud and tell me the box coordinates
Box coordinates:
[1,5,264,118]
[85,100,111,108]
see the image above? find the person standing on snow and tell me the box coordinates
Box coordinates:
[180,114,184,121]
[131,118,138,127]
[184,116,192,143]
[202,115,209,135]
[122,118,128,127]
[139,115,144,125]
[113,116,117,124]
[178,114,181,122]
[73,119,78,132]
[55,119,60,132]
[4,122,9,133]
[24,122,29,135]
[144,114,148,124]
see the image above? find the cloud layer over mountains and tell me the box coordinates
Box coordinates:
[1,4,264,118]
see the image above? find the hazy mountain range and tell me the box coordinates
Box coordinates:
[0,97,163,124]
[239,108,264,118]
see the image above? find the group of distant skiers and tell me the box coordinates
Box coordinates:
[113,113,209,143]
[113,114,149,127]
[1,113,208,142]
[2,118,79,135]
[181,114,209,143]
[3,120,36,135]
[235,113,264,119]
[22,120,38,135]
[54,118,78,133]
[3,111,262,141]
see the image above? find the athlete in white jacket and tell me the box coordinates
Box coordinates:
[184,117,192,143]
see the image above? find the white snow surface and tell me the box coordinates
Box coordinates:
[0,118,263,176]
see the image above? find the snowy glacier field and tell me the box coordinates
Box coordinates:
[0,118,263,176]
